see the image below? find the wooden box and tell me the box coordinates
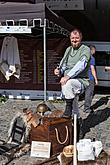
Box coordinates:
[29,117,73,155]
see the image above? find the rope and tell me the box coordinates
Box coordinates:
[55,125,69,144]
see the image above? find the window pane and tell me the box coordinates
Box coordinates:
[95,51,109,66]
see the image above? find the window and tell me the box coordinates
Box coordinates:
[95,51,110,66]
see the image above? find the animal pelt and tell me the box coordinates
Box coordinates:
[0,109,35,165]
[0,155,9,165]
[7,111,31,143]
[0,143,31,165]
[44,109,64,118]
[7,109,41,144]
[13,143,31,158]
[24,109,41,127]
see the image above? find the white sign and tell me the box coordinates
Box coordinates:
[0,26,31,33]
[36,0,84,10]
[30,141,51,158]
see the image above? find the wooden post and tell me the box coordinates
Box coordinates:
[73,114,77,165]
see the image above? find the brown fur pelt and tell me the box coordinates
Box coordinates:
[0,109,34,164]
[0,144,31,165]
[23,109,42,127]
[59,150,110,165]
[8,111,31,143]
[14,143,31,158]
[44,109,64,118]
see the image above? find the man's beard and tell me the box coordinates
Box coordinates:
[72,43,80,48]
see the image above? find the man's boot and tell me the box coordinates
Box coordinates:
[62,99,73,118]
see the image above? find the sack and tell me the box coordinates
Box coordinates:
[29,117,73,155]
[77,139,103,161]
[77,139,95,161]
[92,141,103,157]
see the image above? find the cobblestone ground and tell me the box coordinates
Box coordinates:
[79,94,110,155]
[0,94,110,165]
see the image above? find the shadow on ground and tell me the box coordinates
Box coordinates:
[82,107,110,137]
[91,96,109,110]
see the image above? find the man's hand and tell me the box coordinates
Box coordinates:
[60,75,70,85]
[95,79,98,85]
[54,67,60,77]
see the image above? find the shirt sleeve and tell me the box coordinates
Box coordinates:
[90,56,95,66]
[67,56,88,78]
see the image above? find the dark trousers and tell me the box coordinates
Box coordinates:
[84,80,95,112]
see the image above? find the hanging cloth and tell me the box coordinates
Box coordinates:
[0,36,21,80]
